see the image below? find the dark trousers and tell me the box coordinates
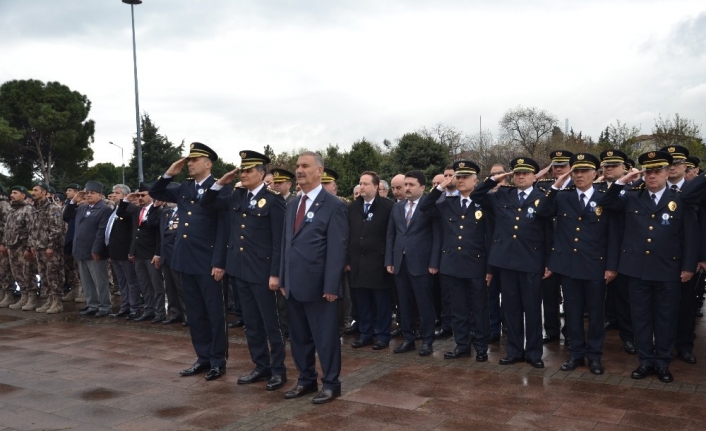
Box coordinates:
[500,269,543,361]
[628,277,681,368]
[162,263,185,319]
[342,272,355,325]
[181,273,228,368]
[488,268,502,336]
[235,277,286,376]
[355,287,392,344]
[287,292,341,391]
[542,272,562,338]
[675,274,700,354]
[395,258,435,345]
[276,290,289,335]
[441,274,490,353]
[134,258,165,318]
[608,273,633,342]
[561,276,606,361]
[438,273,453,332]
[111,260,141,314]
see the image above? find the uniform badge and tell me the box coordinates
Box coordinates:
[662,213,670,225]
[367,212,374,221]
[197,188,204,195]
[305,211,314,223]
[526,207,535,219]
[475,210,483,220]
[534,199,540,207]
[668,201,677,211]
[258,198,266,208]
[589,201,597,212]
[595,206,603,216]
[619,189,626,196]
[249,199,257,209]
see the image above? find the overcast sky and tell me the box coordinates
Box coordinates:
[1,0,705,167]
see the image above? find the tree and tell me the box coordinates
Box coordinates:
[0,79,95,184]
[499,106,558,157]
[596,120,642,160]
[652,113,705,158]
[418,123,466,159]
[81,162,123,189]
[391,133,450,179]
[127,114,184,186]
[341,138,383,196]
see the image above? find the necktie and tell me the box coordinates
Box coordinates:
[671,184,679,192]
[579,193,586,211]
[651,193,658,207]
[405,201,415,226]
[139,207,146,226]
[294,195,308,232]
[364,203,370,214]
[195,183,202,199]
[461,198,469,213]
[247,192,254,207]
[519,191,526,205]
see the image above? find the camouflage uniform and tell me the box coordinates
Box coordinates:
[3,199,35,310]
[0,198,14,307]
[29,198,66,312]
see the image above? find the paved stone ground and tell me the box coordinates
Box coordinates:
[2,300,706,430]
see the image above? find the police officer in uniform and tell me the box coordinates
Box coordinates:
[322,168,340,196]
[202,150,288,391]
[150,142,231,381]
[536,153,619,374]
[602,150,699,383]
[271,168,296,204]
[471,157,550,368]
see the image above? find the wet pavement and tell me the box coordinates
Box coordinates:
[2,300,706,430]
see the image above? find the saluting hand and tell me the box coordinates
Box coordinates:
[439,176,454,190]
[535,164,552,180]
[217,168,239,186]
[166,157,188,177]
[126,192,140,202]
[553,171,572,189]
[618,169,643,185]
[491,172,513,183]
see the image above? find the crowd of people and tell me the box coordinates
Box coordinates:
[1,141,706,404]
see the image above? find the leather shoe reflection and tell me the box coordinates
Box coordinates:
[179,363,209,377]
[312,388,341,404]
[205,366,225,381]
[284,383,318,399]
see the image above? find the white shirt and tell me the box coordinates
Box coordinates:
[576,187,595,207]
[105,208,119,245]
[558,178,571,190]
[298,184,323,214]
[459,196,473,209]
[649,186,667,204]
[518,186,534,200]
[667,178,685,190]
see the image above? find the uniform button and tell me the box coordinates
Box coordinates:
[457,247,462,251]
[514,226,518,230]
[458,236,462,240]
[461,215,465,220]
[183,235,187,238]
[241,224,245,228]
[242,214,247,218]
[649,226,654,231]
[646,251,650,255]
[515,216,520,221]
[574,238,579,242]
[651,214,655,219]
[517,208,522,212]
[577,217,582,221]
[647,238,652,242]
[575,227,580,232]
[512,235,517,239]
[240,236,244,240]
[573,249,577,252]
[460,226,464,229]
[184,223,189,227]
[239,247,244,252]
[187,211,192,215]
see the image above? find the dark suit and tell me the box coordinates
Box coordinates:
[72,200,112,312]
[537,185,619,360]
[602,182,699,368]
[280,186,348,391]
[471,179,550,361]
[348,196,394,344]
[106,204,140,314]
[202,184,287,377]
[156,205,185,320]
[420,187,492,352]
[150,175,231,368]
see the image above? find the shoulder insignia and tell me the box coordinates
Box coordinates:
[500,184,516,188]
[185,178,194,182]
[266,188,280,195]
[339,196,350,203]
[559,186,576,191]
[629,183,645,190]
[593,180,606,184]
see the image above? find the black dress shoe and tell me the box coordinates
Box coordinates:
[372,341,389,350]
[284,383,318,399]
[393,340,416,353]
[499,356,525,365]
[677,352,697,364]
[444,348,471,359]
[266,375,287,391]
[232,319,245,327]
[205,367,225,381]
[344,322,359,335]
[542,335,559,344]
[528,359,545,369]
[94,310,109,318]
[133,313,155,322]
[151,317,164,324]
[656,367,674,383]
[312,388,341,404]
[180,363,209,377]
[434,328,452,339]
[560,357,586,371]
[351,339,373,348]
[109,310,130,318]
[237,369,272,385]
[589,359,604,375]
[476,352,488,362]
[604,321,619,330]
[163,316,183,324]
[631,365,655,379]
[125,312,139,320]
[488,334,501,344]
[390,328,403,338]
[79,308,97,316]
[419,343,433,357]
[79,306,91,312]
[623,340,637,354]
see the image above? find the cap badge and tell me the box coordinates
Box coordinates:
[577,154,585,160]
[517,158,524,165]
[274,172,280,177]
[459,162,465,168]
[607,151,613,157]
[648,152,656,158]
[668,147,675,153]
[556,151,562,157]
[190,143,195,149]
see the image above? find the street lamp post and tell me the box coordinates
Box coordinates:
[108,141,125,185]
[122,0,144,183]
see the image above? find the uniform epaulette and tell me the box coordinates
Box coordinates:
[629,183,645,190]
[593,180,606,184]
[537,178,553,182]
[500,184,516,188]
[560,186,576,191]
[266,188,280,195]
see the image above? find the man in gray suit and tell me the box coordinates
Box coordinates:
[280,151,349,405]
[71,181,113,317]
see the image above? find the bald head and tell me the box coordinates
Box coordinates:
[432,174,444,187]
[391,174,405,201]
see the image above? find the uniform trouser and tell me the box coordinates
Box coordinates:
[393,258,434,345]
[63,254,81,291]
[76,259,111,312]
[500,269,543,361]
[629,277,681,368]
[34,248,64,297]
[542,272,562,338]
[438,272,453,332]
[607,273,633,342]
[181,273,227,368]
[276,290,289,335]
[355,287,392,344]
[8,247,35,292]
[561,276,606,361]
[235,276,286,376]
[442,274,490,353]
[134,258,165,318]
[675,273,700,354]
[163,263,185,319]
[111,260,141,314]
[488,268,502,336]
[287,291,341,391]
[0,253,14,291]
[604,282,618,325]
